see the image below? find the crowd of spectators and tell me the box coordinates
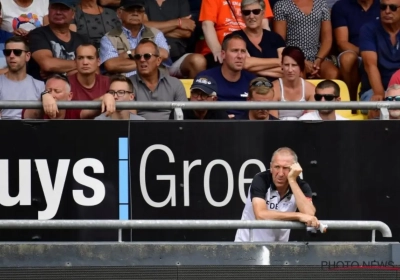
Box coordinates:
[0,0,399,120]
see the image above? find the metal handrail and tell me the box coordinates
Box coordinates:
[0,100,398,110]
[0,220,391,239]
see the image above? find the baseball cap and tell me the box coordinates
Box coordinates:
[120,0,145,8]
[190,76,218,96]
[49,0,77,8]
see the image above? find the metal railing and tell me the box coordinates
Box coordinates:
[0,220,391,242]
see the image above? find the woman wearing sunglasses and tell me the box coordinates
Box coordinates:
[271,46,316,120]
[231,0,285,80]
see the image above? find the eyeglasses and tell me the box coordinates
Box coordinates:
[384,95,400,101]
[133,53,158,61]
[314,93,338,101]
[241,9,262,16]
[191,91,212,100]
[251,80,273,88]
[3,49,26,56]
[107,90,133,96]
[380,3,400,11]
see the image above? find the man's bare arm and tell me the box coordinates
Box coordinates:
[98,0,120,7]
[32,50,76,73]
[104,51,137,73]
[362,51,385,97]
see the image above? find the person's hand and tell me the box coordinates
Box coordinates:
[305,60,314,75]
[368,95,384,119]
[42,92,58,119]
[298,213,320,228]
[13,28,29,36]
[213,50,223,64]
[102,93,116,116]
[180,15,196,32]
[309,58,321,78]
[40,70,51,80]
[288,162,302,181]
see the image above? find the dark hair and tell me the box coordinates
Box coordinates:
[316,79,340,96]
[135,39,160,56]
[75,43,99,58]
[109,74,134,92]
[281,46,305,72]
[5,36,29,51]
[221,33,246,51]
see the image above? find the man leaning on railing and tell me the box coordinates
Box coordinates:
[235,147,320,242]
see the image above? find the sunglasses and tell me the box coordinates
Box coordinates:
[380,3,400,11]
[314,93,338,101]
[384,95,400,101]
[241,9,262,16]
[133,53,158,61]
[251,80,273,88]
[3,49,26,56]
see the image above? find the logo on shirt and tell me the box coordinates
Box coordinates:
[12,13,42,32]
[241,92,248,97]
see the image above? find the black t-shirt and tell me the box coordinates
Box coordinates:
[27,26,90,81]
[236,113,279,120]
[250,171,312,201]
[169,109,230,120]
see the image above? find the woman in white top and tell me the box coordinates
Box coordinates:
[1,0,49,36]
[271,46,315,120]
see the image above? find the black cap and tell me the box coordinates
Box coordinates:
[120,0,145,8]
[49,0,76,8]
[190,76,218,96]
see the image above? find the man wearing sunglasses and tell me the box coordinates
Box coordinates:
[384,84,400,119]
[299,80,348,121]
[359,0,400,113]
[169,75,229,120]
[0,36,45,119]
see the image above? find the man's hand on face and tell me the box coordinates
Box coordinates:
[288,162,302,181]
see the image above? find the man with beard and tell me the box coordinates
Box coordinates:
[0,36,45,119]
[384,84,400,119]
[237,77,279,120]
[299,79,348,121]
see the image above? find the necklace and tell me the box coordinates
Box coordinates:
[79,4,107,41]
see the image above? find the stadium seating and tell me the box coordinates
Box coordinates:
[181,79,366,120]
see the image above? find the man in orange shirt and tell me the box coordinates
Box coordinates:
[199,0,273,68]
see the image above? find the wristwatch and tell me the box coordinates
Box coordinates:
[40,90,49,101]
[127,50,134,60]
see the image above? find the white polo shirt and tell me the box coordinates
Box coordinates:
[235,171,313,242]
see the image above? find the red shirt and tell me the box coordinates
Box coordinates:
[21,109,77,119]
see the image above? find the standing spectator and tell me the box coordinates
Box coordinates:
[27,0,89,81]
[72,0,121,50]
[129,39,187,120]
[332,0,380,102]
[272,46,316,120]
[384,84,400,120]
[99,0,170,77]
[0,36,44,119]
[198,34,257,118]
[359,0,400,105]
[232,0,285,79]
[273,0,339,79]
[299,79,348,120]
[169,75,229,120]
[199,0,273,69]
[1,0,49,37]
[143,0,207,78]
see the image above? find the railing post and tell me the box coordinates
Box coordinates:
[380,108,389,120]
[173,108,184,120]
[372,230,376,243]
[118,229,122,243]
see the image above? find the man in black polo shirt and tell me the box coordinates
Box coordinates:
[235,147,319,242]
[170,75,229,120]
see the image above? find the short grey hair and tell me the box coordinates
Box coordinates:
[386,84,400,96]
[271,147,298,163]
[241,0,266,10]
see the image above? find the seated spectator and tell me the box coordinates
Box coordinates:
[384,84,400,120]
[198,34,257,118]
[129,39,187,120]
[23,74,75,119]
[99,0,170,77]
[92,75,145,120]
[272,47,315,120]
[143,0,206,78]
[273,0,340,79]
[199,0,273,69]
[1,0,49,37]
[332,0,380,102]
[237,77,279,120]
[72,0,122,50]
[27,0,89,81]
[299,79,348,120]
[360,4,400,107]
[169,75,229,120]
[0,36,44,119]
[232,0,285,79]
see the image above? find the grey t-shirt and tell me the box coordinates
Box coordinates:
[95,113,146,120]
[0,74,45,119]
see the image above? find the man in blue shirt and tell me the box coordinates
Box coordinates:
[359,0,400,113]
[332,0,380,102]
[197,33,256,118]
